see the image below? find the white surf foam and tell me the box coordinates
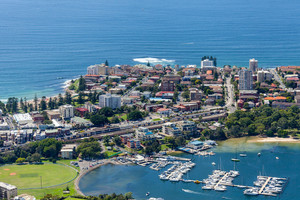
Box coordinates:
[133,57,175,63]
[182,189,201,194]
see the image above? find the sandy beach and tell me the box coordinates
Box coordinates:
[247,136,300,144]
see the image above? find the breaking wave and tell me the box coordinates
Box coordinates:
[133,57,175,63]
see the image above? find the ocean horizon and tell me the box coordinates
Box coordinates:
[1,0,300,100]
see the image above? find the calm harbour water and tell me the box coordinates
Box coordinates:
[79,139,300,200]
[1,0,300,99]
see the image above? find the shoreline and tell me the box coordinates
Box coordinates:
[74,159,129,196]
[247,136,300,144]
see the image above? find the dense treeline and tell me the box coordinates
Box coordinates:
[89,106,148,126]
[0,138,62,164]
[77,138,103,159]
[225,105,300,138]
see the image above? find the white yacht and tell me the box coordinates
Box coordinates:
[243,188,259,196]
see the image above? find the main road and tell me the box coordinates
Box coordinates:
[224,77,236,113]
[63,111,227,141]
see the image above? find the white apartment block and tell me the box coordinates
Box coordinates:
[0,182,17,200]
[59,104,74,119]
[201,59,214,68]
[249,58,258,72]
[239,70,253,90]
[99,94,121,109]
[136,127,156,141]
[87,64,108,75]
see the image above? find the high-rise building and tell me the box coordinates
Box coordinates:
[59,105,74,119]
[249,58,258,72]
[257,70,273,83]
[201,59,216,72]
[87,64,108,75]
[239,70,253,90]
[99,94,121,109]
[201,59,214,68]
[189,88,203,101]
[0,182,17,200]
[160,75,181,91]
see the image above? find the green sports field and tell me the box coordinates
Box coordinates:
[0,163,77,189]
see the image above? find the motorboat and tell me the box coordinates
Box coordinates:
[258,152,261,157]
[212,162,216,166]
[239,154,247,157]
[202,185,213,190]
[243,188,259,196]
[215,185,227,192]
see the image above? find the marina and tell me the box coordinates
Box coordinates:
[113,153,289,197]
[79,140,297,200]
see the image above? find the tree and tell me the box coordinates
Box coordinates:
[16,157,26,164]
[77,140,102,159]
[278,117,288,129]
[175,136,186,147]
[105,60,109,66]
[65,91,72,104]
[103,135,110,146]
[128,110,143,121]
[78,76,86,91]
[113,136,122,146]
[40,96,47,111]
[34,94,38,111]
[90,115,108,126]
[99,107,114,117]
[111,116,120,124]
[255,123,265,135]
[58,93,64,106]
[29,153,41,162]
[77,92,85,104]
[181,90,190,100]
[247,124,257,136]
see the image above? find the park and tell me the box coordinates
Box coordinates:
[0,163,77,192]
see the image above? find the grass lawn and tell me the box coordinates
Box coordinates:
[25,182,77,199]
[161,144,172,151]
[0,163,77,189]
[152,118,161,122]
[120,114,127,121]
[0,162,79,199]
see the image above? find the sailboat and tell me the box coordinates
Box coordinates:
[231,149,240,162]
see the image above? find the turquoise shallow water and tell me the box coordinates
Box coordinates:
[1,0,300,99]
[79,140,300,200]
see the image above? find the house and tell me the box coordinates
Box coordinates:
[178,121,197,135]
[157,108,172,115]
[155,91,174,99]
[136,127,156,141]
[71,117,93,127]
[127,139,141,149]
[162,122,182,136]
[120,134,133,144]
[187,140,204,150]
[46,110,61,120]
[13,113,33,125]
[61,144,77,159]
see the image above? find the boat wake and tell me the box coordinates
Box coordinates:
[182,189,201,194]
[133,57,175,63]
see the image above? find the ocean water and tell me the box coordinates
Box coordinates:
[79,140,300,200]
[1,0,300,99]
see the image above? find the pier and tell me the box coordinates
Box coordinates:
[259,177,271,194]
